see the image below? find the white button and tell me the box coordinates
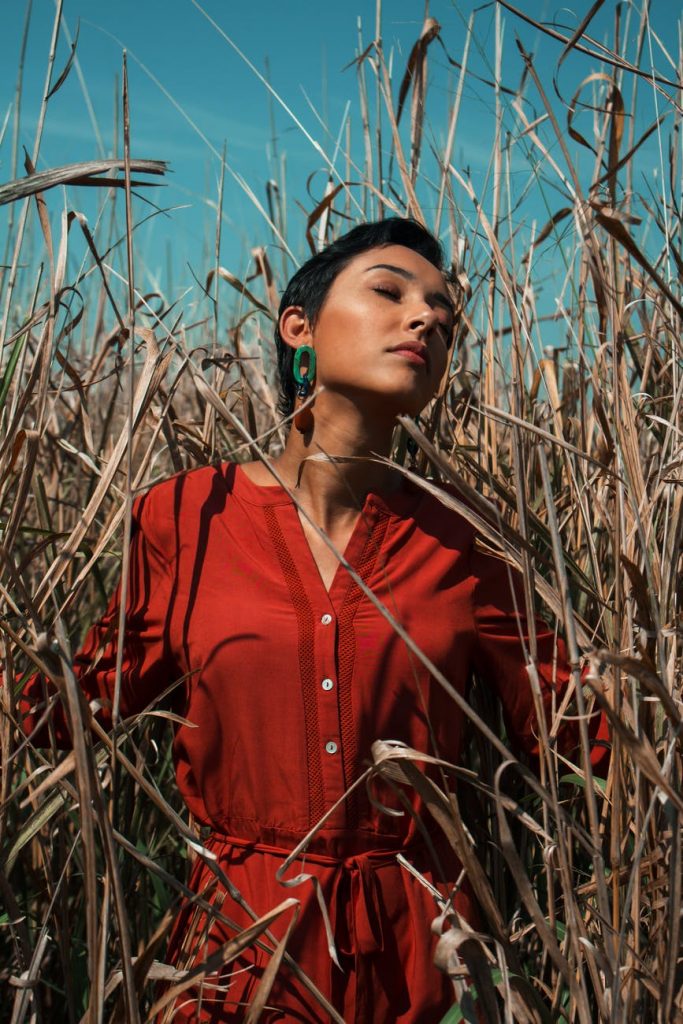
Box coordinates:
[325,741,338,754]
[321,678,334,691]
[320,613,333,625]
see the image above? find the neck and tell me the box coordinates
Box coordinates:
[273,392,403,524]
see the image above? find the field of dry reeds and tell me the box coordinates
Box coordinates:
[1,2,682,1021]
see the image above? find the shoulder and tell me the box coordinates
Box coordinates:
[424,476,502,528]
[132,462,236,547]
[415,477,478,534]
[414,476,512,561]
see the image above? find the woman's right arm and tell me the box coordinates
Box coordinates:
[16,483,179,747]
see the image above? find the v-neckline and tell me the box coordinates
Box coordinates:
[292,501,375,603]
[230,461,422,609]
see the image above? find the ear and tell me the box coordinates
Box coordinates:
[278,306,314,351]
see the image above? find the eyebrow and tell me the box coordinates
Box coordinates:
[363,263,455,320]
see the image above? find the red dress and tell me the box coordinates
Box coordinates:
[20,462,603,1022]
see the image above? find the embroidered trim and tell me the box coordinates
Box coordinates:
[337,511,391,829]
[263,506,325,825]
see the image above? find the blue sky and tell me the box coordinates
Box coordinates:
[0,1,677,316]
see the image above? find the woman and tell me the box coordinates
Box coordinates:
[20,218,604,1022]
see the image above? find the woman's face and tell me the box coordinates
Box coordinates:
[282,244,454,419]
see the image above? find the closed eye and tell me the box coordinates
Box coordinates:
[373,286,400,300]
[374,285,453,344]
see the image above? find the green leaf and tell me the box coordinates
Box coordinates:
[437,970,504,1024]
[560,772,607,792]
[0,329,28,412]
[4,789,70,875]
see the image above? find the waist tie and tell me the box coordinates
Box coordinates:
[206,832,404,963]
[332,851,393,957]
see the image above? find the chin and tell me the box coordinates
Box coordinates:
[336,382,432,420]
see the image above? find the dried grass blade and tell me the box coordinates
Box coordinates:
[146,899,299,1021]
[9,926,50,1024]
[33,337,170,607]
[0,159,167,205]
[557,0,606,71]
[593,205,683,318]
[497,0,682,90]
[377,750,549,1022]
[45,18,79,99]
[244,904,300,1024]
[586,680,683,811]
[206,267,274,320]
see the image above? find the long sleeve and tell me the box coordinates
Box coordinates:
[469,538,610,772]
[18,485,179,746]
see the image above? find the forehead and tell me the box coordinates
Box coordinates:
[339,244,448,289]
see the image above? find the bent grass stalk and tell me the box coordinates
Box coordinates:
[0,3,681,1022]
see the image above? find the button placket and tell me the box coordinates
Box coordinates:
[315,604,345,806]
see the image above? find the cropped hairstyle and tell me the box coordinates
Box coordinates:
[275,217,453,418]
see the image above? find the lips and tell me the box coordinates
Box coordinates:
[387,342,429,369]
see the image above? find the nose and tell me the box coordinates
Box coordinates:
[405,303,440,337]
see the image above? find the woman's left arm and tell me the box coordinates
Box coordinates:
[469,538,610,774]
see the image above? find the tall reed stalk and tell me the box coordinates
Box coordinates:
[1,3,681,1021]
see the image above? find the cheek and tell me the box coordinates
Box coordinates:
[318,335,370,386]
[315,310,378,380]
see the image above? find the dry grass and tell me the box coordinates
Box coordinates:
[1,2,682,1022]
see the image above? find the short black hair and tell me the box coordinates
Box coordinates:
[275,217,452,417]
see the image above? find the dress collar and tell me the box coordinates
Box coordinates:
[229,461,424,519]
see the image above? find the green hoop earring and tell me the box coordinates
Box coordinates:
[293,345,316,397]
[292,345,316,434]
